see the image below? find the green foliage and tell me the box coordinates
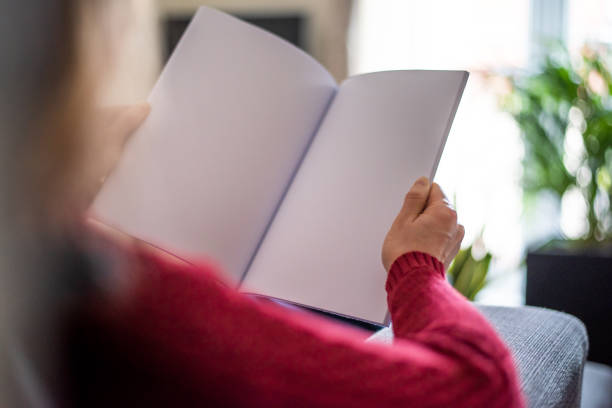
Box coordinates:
[501,45,612,243]
[448,244,492,301]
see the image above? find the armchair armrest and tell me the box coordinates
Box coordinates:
[368,305,588,408]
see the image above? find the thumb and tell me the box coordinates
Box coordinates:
[401,177,430,221]
[108,103,151,147]
[426,182,449,207]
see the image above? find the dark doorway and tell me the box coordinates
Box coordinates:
[164,12,307,61]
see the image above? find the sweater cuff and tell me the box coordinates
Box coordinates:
[385,251,445,293]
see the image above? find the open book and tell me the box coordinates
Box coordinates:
[92,7,468,325]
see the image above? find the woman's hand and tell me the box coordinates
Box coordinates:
[382,177,464,271]
[81,103,188,265]
[81,103,150,207]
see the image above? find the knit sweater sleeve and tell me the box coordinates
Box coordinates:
[88,248,524,407]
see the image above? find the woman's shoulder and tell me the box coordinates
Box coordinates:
[129,242,230,292]
[71,220,233,323]
[84,217,229,285]
[60,228,236,406]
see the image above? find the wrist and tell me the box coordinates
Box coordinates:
[385,251,445,293]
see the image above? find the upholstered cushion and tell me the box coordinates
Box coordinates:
[368,305,588,408]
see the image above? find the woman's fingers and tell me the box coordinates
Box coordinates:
[444,224,465,270]
[95,103,150,173]
[400,177,430,221]
[456,224,465,244]
[80,103,150,209]
[383,177,464,271]
[107,103,150,148]
[426,182,449,206]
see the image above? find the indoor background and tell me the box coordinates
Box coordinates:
[102,0,612,307]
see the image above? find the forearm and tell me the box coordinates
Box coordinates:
[93,248,524,407]
[387,251,524,407]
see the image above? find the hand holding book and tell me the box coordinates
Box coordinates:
[382,177,465,272]
[81,104,150,210]
[92,7,469,324]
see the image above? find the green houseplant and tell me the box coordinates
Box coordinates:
[501,45,612,246]
[448,241,492,301]
[500,45,612,365]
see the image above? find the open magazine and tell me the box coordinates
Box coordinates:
[93,7,468,325]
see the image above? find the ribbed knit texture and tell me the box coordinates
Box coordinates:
[73,248,525,407]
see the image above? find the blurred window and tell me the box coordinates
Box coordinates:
[349,0,612,305]
[348,0,530,305]
[568,0,612,51]
[164,14,306,62]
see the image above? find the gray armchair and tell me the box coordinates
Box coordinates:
[369,305,590,408]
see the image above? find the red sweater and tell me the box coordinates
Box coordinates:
[67,246,525,407]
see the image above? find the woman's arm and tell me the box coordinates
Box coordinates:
[76,179,524,407]
[82,246,522,407]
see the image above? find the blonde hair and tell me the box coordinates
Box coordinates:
[0,3,122,404]
[15,0,119,228]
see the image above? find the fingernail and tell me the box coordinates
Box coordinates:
[415,177,429,187]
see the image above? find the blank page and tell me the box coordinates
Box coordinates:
[243,71,468,323]
[92,7,337,281]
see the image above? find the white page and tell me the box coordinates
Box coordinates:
[243,70,468,323]
[92,7,337,281]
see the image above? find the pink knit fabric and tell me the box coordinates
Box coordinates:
[86,247,524,407]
